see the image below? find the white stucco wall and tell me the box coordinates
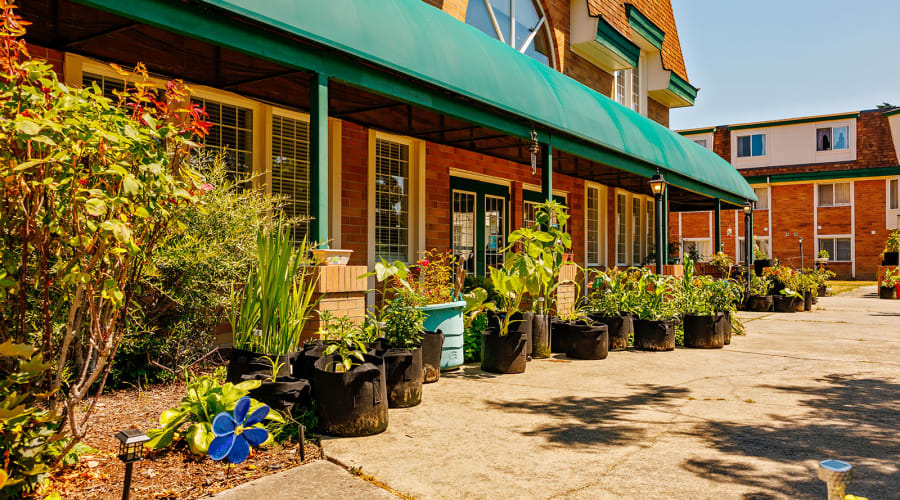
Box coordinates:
[730,118,857,168]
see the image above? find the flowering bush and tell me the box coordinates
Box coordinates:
[409,249,458,305]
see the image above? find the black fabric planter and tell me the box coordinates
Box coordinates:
[296,342,328,385]
[378,346,424,408]
[550,317,568,353]
[683,314,725,349]
[803,291,813,311]
[565,324,609,360]
[226,348,293,384]
[588,314,632,350]
[633,319,675,351]
[313,354,388,437]
[879,286,897,299]
[488,311,534,358]
[720,313,732,345]
[531,314,550,358]
[244,377,312,414]
[747,295,773,312]
[817,284,827,297]
[773,295,804,312]
[883,251,899,266]
[481,327,527,374]
[421,331,444,384]
[754,259,771,276]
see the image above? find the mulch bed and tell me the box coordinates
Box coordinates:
[46,382,323,499]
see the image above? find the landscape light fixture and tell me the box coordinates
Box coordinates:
[649,172,667,274]
[115,428,149,500]
[649,172,667,197]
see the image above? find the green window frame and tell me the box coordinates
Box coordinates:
[450,177,510,276]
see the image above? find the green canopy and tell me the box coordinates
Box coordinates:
[76,0,756,205]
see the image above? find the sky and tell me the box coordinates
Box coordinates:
[669,0,900,130]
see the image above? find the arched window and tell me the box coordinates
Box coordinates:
[465,0,554,67]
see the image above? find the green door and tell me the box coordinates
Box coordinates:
[450,177,509,276]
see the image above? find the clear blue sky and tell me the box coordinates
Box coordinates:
[670,0,900,130]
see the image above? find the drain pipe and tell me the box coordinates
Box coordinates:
[818,460,852,500]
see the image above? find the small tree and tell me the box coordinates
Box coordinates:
[0,4,209,458]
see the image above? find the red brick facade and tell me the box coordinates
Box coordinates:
[677,109,900,280]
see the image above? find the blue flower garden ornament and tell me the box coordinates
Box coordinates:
[208,396,269,464]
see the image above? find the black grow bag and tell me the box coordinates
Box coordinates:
[488,311,534,358]
[879,286,897,299]
[531,314,550,358]
[883,251,899,266]
[754,259,771,276]
[747,295,773,312]
[549,317,568,353]
[720,312,733,345]
[376,346,424,408]
[633,319,675,351]
[773,295,804,312]
[565,324,609,360]
[242,376,312,415]
[588,314,632,350]
[421,331,444,384]
[481,327,528,374]
[803,291,813,311]
[295,342,328,387]
[314,354,388,437]
[226,348,293,384]
[683,313,725,349]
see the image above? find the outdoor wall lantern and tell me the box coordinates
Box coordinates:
[529,129,540,175]
[115,428,149,500]
[743,201,753,215]
[649,172,667,274]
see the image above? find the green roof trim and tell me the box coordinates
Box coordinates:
[679,128,716,136]
[626,4,664,50]
[667,72,698,105]
[74,0,755,205]
[730,112,860,131]
[744,166,900,184]
[883,108,900,118]
[594,16,641,68]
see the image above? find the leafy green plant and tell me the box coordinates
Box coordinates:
[145,373,283,456]
[487,264,530,336]
[381,289,426,348]
[779,288,803,299]
[323,327,367,373]
[753,244,769,261]
[229,226,320,355]
[883,229,900,253]
[588,268,639,317]
[463,313,487,362]
[680,258,715,316]
[881,267,900,288]
[817,249,830,260]
[633,269,680,321]
[0,341,63,496]
[517,201,572,315]
[261,355,286,383]
[749,273,773,296]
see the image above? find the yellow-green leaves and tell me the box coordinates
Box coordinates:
[85,198,107,217]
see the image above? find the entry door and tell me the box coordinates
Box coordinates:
[450,177,509,276]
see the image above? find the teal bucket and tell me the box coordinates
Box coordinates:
[419,300,466,370]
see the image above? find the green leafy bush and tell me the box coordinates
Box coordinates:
[146,373,284,456]
[463,313,487,363]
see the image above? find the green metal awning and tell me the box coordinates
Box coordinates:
[75,0,756,205]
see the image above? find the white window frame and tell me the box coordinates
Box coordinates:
[584,183,607,267]
[816,182,852,208]
[613,55,646,116]
[736,133,767,158]
[753,186,770,211]
[887,177,900,229]
[682,238,712,262]
[737,236,771,264]
[615,191,628,266]
[817,235,853,262]
[614,189,653,267]
[467,0,556,68]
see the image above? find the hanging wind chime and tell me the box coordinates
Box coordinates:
[530,128,540,175]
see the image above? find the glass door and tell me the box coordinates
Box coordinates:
[450,177,509,276]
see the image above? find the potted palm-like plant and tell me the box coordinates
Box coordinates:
[227,225,319,412]
[633,269,680,351]
[587,269,636,351]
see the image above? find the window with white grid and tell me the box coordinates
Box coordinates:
[191,97,254,180]
[586,187,600,265]
[374,138,410,262]
[271,114,310,243]
[818,237,851,262]
[631,198,641,265]
[631,63,640,113]
[523,201,538,228]
[484,195,506,272]
[616,194,627,265]
[452,190,476,275]
[817,182,851,207]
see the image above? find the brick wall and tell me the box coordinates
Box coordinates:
[854,179,889,280]
[30,45,64,76]
[340,122,369,266]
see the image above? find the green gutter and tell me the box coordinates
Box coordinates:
[678,128,715,136]
[626,5,664,50]
[595,16,641,68]
[744,166,900,184]
[730,112,860,131]
[883,108,900,118]
[668,72,698,105]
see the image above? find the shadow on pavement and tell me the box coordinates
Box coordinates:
[441,365,504,380]
[681,374,900,498]
[485,384,689,448]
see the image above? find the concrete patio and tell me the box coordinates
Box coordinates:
[322,286,900,499]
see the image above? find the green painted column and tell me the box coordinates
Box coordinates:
[541,143,553,203]
[714,199,722,253]
[662,189,669,266]
[310,72,329,248]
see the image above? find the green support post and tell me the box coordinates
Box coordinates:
[749,208,754,267]
[310,72,329,248]
[541,142,553,204]
[714,199,722,253]
[662,189,669,267]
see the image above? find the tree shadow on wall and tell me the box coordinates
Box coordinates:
[681,374,900,498]
[484,384,689,449]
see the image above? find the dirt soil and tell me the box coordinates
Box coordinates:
[46,382,322,499]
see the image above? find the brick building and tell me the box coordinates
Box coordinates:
[677,109,900,280]
[20,0,756,295]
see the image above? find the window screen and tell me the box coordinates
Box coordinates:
[616,194,627,265]
[452,191,476,274]
[754,187,768,210]
[192,97,254,180]
[819,238,851,261]
[631,198,641,265]
[271,115,310,243]
[374,138,410,262]
[586,187,600,265]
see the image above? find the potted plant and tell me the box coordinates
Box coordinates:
[883,229,900,266]
[407,250,463,372]
[753,245,771,276]
[708,277,743,345]
[587,269,636,351]
[815,249,830,266]
[747,272,774,312]
[773,287,804,312]
[710,251,734,279]
[680,258,725,349]
[227,226,319,412]
[560,301,609,360]
[313,339,388,436]
[633,270,679,351]
[480,263,532,374]
[796,272,817,311]
[880,267,900,299]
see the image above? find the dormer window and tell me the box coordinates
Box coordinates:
[614,59,642,114]
[816,126,849,151]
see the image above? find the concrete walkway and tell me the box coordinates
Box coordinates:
[212,460,396,499]
[322,287,900,499]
